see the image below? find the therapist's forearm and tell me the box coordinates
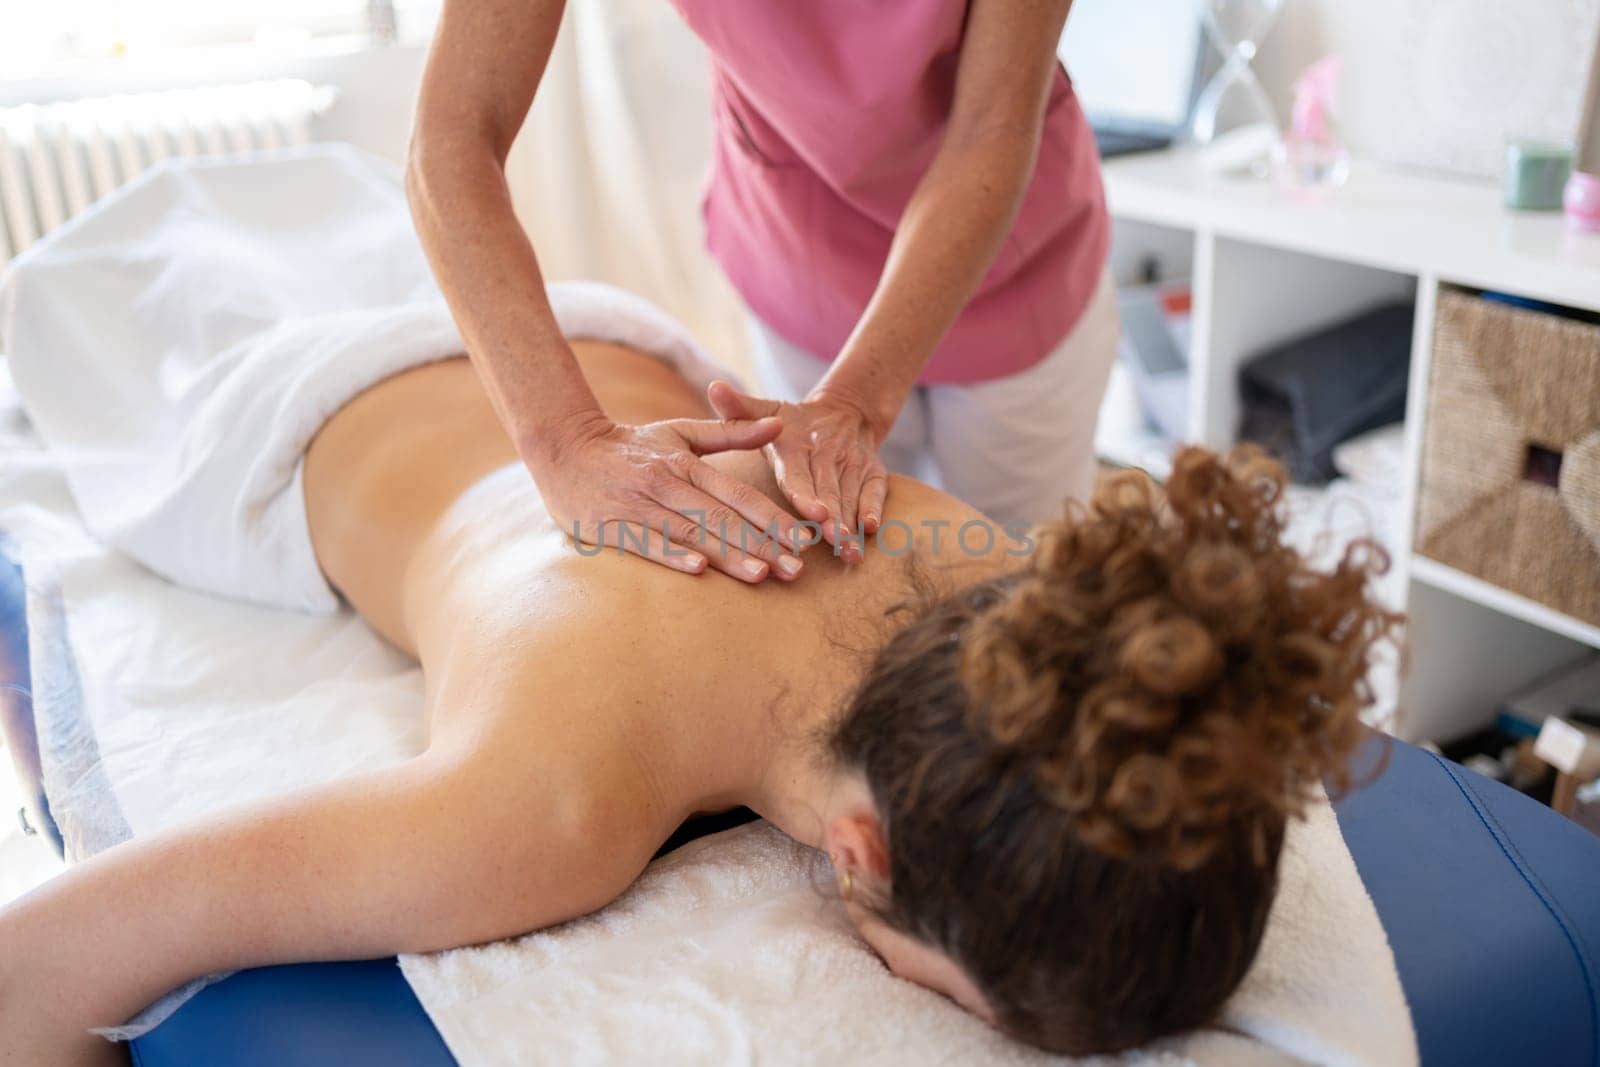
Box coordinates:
[406,131,606,467]
[815,126,1040,431]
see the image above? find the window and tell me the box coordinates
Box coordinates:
[0,0,440,80]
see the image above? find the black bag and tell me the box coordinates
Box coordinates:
[1238,302,1414,483]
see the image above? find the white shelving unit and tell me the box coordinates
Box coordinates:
[1101,148,1600,743]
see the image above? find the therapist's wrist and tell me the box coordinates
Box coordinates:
[808,381,899,444]
[518,405,613,476]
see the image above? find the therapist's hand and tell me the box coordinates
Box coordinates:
[538,413,808,583]
[707,381,889,563]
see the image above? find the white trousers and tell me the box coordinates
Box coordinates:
[745,268,1120,527]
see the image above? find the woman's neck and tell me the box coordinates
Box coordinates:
[742,721,872,852]
[645,478,1025,850]
[656,658,867,852]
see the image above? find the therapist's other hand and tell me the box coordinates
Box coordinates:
[538,414,807,583]
[707,381,888,563]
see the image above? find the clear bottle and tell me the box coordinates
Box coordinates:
[1273,56,1350,194]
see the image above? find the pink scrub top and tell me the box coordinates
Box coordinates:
[669,0,1111,385]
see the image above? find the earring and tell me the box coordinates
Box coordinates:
[829,852,853,901]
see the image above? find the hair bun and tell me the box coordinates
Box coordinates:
[958,446,1399,871]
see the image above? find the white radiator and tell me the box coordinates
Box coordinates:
[0,79,335,266]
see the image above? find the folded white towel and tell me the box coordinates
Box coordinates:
[0,145,736,614]
[398,792,1415,1067]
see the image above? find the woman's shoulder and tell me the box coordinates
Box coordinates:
[868,475,1032,584]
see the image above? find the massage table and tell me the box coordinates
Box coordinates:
[3,551,1597,1067]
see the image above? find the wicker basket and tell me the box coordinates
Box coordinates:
[1415,290,1600,626]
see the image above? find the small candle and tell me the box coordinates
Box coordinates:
[1504,142,1573,211]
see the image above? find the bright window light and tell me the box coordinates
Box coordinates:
[0,0,440,79]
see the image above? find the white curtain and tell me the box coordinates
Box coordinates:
[504,0,752,377]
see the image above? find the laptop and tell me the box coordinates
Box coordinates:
[1059,0,1208,158]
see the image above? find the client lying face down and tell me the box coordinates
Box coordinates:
[0,342,1395,1065]
[829,446,1396,1054]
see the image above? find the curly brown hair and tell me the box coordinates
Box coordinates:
[830,445,1400,1055]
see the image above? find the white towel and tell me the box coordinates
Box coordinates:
[0,145,736,614]
[0,148,1417,1065]
[398,794,1414,1067]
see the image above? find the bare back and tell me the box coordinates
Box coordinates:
[303,343,1023,848]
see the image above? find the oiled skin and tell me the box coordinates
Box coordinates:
[0,341,1022,1066]
[304,341,1018,832]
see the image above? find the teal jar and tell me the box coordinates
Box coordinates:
[1505,142,1574,211]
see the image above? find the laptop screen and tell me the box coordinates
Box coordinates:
[1059,0,1205,132]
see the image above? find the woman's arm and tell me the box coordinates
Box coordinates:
[0,743,657,1064]
[409,0,804,583]
[710,0,1077,547]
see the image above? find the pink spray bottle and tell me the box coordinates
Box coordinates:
[1274,56,1350,193]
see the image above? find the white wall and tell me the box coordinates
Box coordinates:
[0,41,428,164]
[1254,0,1599,177]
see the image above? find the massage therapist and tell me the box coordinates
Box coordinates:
[408,0,1115,582]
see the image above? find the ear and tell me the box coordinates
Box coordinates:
[824,809,891,887]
